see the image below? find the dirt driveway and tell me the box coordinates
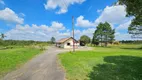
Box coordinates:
[2,46,92,80]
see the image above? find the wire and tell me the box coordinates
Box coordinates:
[62,0,68,9]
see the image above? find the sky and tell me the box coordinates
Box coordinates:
[0,0,137,41]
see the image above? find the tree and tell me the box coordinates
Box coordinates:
[80,35,90,46]
[51,37,56,44]
[92,22,115,47]
[118,0,142,38]
[92,31,99,46]
[0,33,6,40]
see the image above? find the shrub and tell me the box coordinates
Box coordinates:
[113,41,120,45]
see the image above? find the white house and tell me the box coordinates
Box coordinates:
[56,37,80,48]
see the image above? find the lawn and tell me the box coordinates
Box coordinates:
[0,47,41,78]
[58,44,142,80]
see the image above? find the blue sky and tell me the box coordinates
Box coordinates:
[0,0,136,41]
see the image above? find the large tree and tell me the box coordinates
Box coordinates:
[80,35,91,45]
[92,31,99,46]
[118,0,142,38]
[51,37,56,44]
[92,22,115,47]
[0,33,6,40]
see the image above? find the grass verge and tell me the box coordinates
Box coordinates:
[58,44,142,80]
[0,47,42,78]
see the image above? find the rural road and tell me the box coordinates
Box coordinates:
[3,47,67,80]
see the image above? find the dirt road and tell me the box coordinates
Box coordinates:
[3,47,66,80]
[3,46,92,80]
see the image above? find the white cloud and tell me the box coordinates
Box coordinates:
[0,0,5,5]
[115,32,142,40]
[74,28,96,39]
[116,20,131,31]
[94,5,137,41]
[95,5,128,24]
[50,21,65,30]
[76,5,132,28]
[5,22,95,41]
[115,33,133,40]
[44,0,85,14]
[75,15,115,29]
[97,9,102,13]
[5,22,68,41]
[74,5,136,40]
[76,16,96,27]
[81,28,95,37]
[115,33,130,40]
[19,13,25,17]
[0,8,24,24]
[76,5,139,41]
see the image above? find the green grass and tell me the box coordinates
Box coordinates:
[58,44,142,80]
[0,47,41,78]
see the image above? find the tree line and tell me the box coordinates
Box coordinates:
[0,40,51,46]
[0,33,56,46]
[120,40,142,44]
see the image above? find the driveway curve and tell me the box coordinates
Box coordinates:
[3,47,66,80]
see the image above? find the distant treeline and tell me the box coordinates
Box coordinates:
[120,40,142,44]
[0,40,52,46]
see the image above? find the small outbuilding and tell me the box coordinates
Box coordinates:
[56,37,80,48]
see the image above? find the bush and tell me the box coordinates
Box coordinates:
[113,41,120,45]
[92,42,99,46]
[39,44,46,51]
[140,46,142,49]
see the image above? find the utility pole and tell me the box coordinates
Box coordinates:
[72,16,75,52]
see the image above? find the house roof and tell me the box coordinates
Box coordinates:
[56,37,78,43]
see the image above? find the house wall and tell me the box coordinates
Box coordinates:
[63,38,80,48]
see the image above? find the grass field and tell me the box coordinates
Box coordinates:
[0,47,42,78]
[58,44,142,80]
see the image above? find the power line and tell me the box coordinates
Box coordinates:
[62,0,68,9]
[62,0,75,52]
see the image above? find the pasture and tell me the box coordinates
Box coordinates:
[0,47,43,78]
[58,44,142,80]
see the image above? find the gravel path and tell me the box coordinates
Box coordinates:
[3,47,66,80]
[2,46,92,80]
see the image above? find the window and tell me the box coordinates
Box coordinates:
[67,43,70,46]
